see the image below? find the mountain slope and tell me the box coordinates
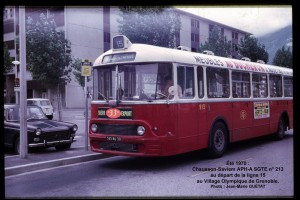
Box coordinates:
[257,25,292,64]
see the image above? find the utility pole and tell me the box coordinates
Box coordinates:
[81,60,92,151]
[12,60,20,104]
[19,6,28,158]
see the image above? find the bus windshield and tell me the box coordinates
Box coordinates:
[93,62,173,101]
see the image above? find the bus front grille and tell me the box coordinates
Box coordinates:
[98,124,138,136]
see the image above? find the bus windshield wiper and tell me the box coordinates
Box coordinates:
[98,91,108,101]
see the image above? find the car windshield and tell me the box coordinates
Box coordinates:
[40,100,51,106]
[5,106,48,121]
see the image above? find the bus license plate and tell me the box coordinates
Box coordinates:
[106,136,121,142]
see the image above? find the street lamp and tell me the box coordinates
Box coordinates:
[12,60,20,104]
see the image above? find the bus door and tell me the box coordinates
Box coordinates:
[177,103,205,153]
[252,73,270,137]
[231,71,253,141]
[177,66,206,152]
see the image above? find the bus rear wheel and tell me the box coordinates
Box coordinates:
[207,122,228,158]
[275,117,286,140]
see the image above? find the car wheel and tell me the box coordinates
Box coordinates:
[55,143,71,151]
[207,122,228,158]
[47,115,53,120]
[14,137,20,155]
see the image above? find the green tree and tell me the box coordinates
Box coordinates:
[199,26,232,57]
[272,46,292,68]
[118,6,181,48]
[239,35,268,63]
[3,44,13,74]
[71,58,91,88]
[26,13,72,88]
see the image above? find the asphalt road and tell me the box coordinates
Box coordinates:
[4,130,294,198]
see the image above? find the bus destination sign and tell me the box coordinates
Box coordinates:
[98,107,133,119]
[102,53,136,64]
[113,35,125,49]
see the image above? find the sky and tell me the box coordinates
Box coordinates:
[175,6,292,37]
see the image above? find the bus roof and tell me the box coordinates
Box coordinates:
[94,43,292,76]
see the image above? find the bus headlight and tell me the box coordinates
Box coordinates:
[137,126,145,136]
[91,124,98,133]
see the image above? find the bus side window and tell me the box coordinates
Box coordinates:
[252,73,268,98]
[269,74,283,97]
[283,77,293,97]
[232,71,250,98]
[197,66,204,98]
[207,67,229,98]
[177,66,194,99]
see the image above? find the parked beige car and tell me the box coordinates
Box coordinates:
[27,98,54,119]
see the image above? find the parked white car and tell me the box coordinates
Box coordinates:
[27,98,54,119]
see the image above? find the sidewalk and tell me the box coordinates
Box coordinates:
[5,108,113,177]
[5,147,113,177]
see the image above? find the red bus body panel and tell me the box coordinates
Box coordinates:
[89,99,293,157]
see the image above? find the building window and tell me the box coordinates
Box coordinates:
[221,28,224,40]
[191,19,199,28]
[209,24,214,32]
[191,33,199,42]
[10,8,14,18]
[209,24,215,38]
[4,21,14,33]
[4,9,8,19]
[4,40,15,50]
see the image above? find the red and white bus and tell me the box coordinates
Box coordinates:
[89,35,293,158]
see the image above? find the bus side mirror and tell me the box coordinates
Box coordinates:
[168,86,177,96]
[166,86,177,105]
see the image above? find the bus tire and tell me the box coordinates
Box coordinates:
[275,117,285,140]
[207,122,228,158]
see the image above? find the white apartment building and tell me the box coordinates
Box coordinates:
[3,6,251,108]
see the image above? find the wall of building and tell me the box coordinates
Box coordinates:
[64,6,104,108]
[179,13,191,49]
[199,22,209,45]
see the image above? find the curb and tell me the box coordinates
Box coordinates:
[5,153,113,177]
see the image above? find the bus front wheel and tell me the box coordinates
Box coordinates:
[275,117,286,140]
[207,122,228,158]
